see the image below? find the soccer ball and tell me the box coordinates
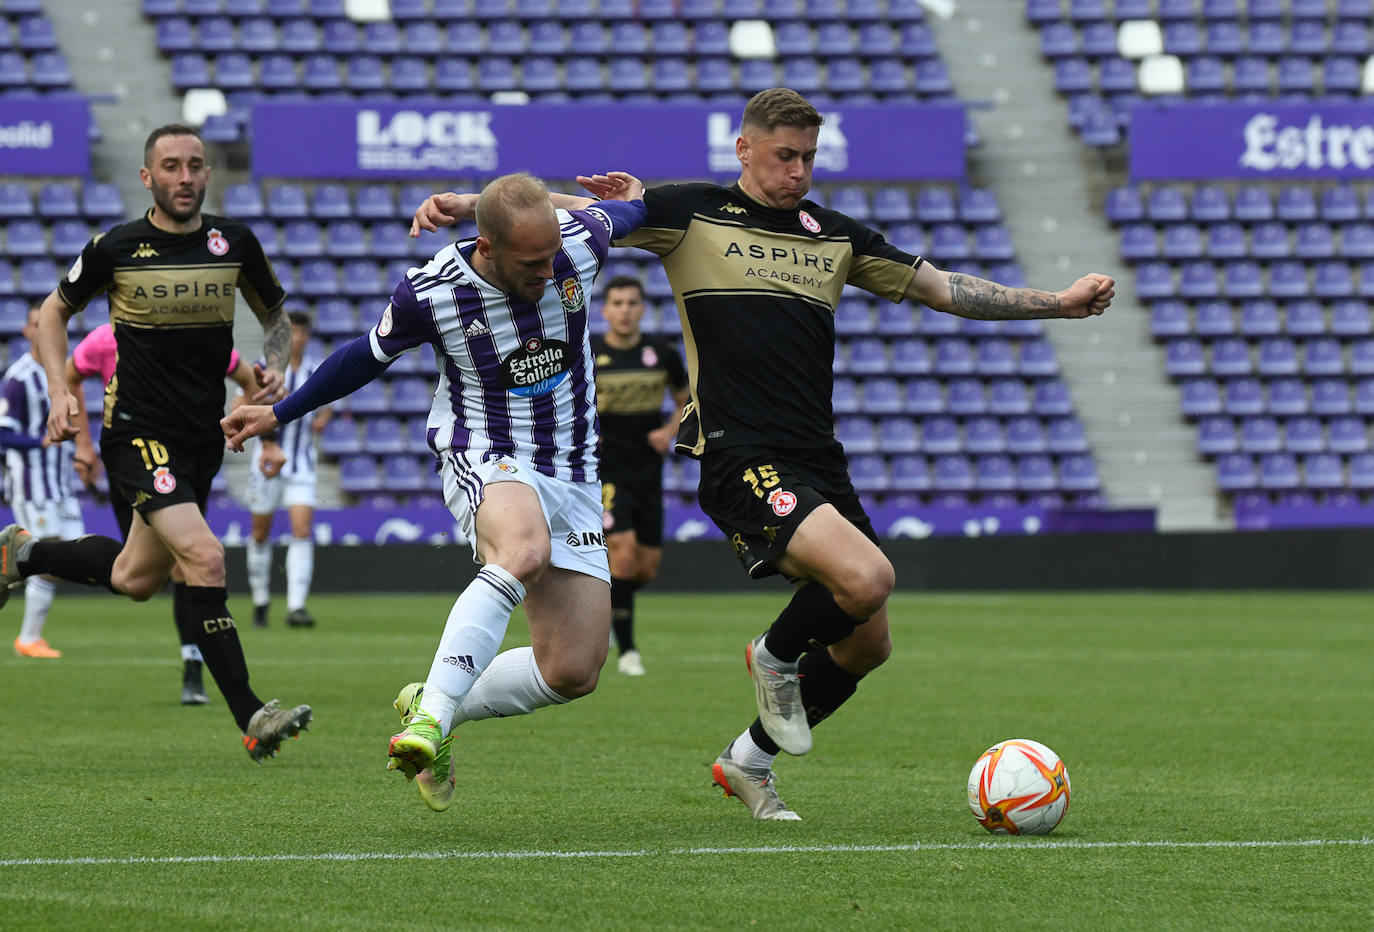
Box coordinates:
[967,739,1071,835]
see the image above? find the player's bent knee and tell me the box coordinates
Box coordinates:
[831,626,892,674]
[544,663,600,699]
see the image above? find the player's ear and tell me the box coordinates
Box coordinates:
[139,166,152,190]
[735,134,749,167]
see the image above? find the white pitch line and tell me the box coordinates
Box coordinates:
[2,838,1371,869]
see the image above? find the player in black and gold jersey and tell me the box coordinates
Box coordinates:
[0,124,311,762]
[591,275,690,677]
[410,89,1115,819]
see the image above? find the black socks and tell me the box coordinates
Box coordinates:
[18,535,121,591]
[763,582,865,663]
[184,585,261,731]
[610,577,636,653]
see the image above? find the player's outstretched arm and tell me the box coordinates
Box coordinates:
[222,405,278,453]
[410,192,478,237]
[905,262,1115,321]
[63,357,100,484]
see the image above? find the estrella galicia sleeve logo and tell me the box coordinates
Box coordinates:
[500,337,572,396]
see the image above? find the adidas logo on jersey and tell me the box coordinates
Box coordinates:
[131,243,159,258]
[464,319,490,337]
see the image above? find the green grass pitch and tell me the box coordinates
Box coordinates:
[1,590,1371,930]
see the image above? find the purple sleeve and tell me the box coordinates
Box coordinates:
[370,275,436,362]
[0,380,39,446]
[574,201,647,261]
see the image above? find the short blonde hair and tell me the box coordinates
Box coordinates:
[474,172,555,246]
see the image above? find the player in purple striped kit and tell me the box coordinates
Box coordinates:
[223,171,648,811]
[0,306,83,658]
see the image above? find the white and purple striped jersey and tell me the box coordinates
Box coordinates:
[249,355,321,480]
[369,207,615,483]
[0,354,75,506]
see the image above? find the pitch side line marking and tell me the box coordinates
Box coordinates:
[2,838,1372,868]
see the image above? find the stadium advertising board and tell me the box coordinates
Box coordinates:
[251,100,966,180]
[0,97,88,175]
[1131,103,1374,180]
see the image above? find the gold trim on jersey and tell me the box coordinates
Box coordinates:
[596,369,673,415]
[614,224,686,257]
[110,266,241,327]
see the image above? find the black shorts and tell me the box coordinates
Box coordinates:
[697,444,878,580]
[601,467,665,548]
[101,429,223,518]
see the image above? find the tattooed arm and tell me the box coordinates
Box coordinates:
[250,306,291,403]
[905,261,1115,321]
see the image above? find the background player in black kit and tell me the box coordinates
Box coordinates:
[0,124,311,762]
[591,275,689,677]
[410,88,1114,820]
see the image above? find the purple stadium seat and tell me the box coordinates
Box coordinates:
[1276,185,1318,223]
[338,456,380,493]
[1058,454,1100,492]
[1105,186,1143,224]
[281,220,323,258]
[877,417,919,453]
[1351,339,1374,377]
[354,185,395,221]
[169,53,209,89]
[1163,20,1202,56]
[739,59,778,91]
[1205,20,1243,55]
[863,377,903,415]
[988,378,1031,415]
[1283,417,1325,454]
[929,224,969,261]
[974,226,1015,261]
[1256,337,1301,376]
[1332,21,1370,55]
[280,19,321,53]
[1081,110,1122,148]
[1295,223,1335,259]
[1249,222,1288,260]
[1005,417,1047,455]
[1212,338,1253,377]
[848,454,889,493]
[3,219,44,256]
[1275,57,1315,95]
[913,59,952,95]
[1313,262,1354,299]
[392,378,433,416]
[915,187,956,223]
[1236,300,1279,337]
[832,378,860,415]
[1099,57,1136,94]
[920,416,960,454]
[157,17,194,52]
[1282,299,1324,337]
[327,220,370,258]
[318,418,362,457]
[1224,377,1266,416]
[834,299,871,336]
[487,20,525,55]
[1303,453,1344,491]
[1025,0,1060,23]
[836,416,878,454]
[1081,22,1117,58]
[295,259,338,296]
[1120,224,1159,261]
[845,338,887,376]
[1303,338,1344,377]
[346,382,391,416]
[364,418,407,455]
[829,186,870,220]
[1324,57,1362,95]
[29,51,70,88]
[478,57,518,91]
[1357,379,1374,416]
[1040,22,1077,58]
[1197,416,1238,455]
[434,59,473,92]
[890,455,931,493]
[1267,377,1309,416]
[301,55,341,91]
[1220,260,1262,299]
[1188,185,1229,222]
[975,454,1017,492]
[1151,300,1190,338]
[264,184,306,220]
[1240,416,1282,453]
[389,57,430,92]
[1312,379,1353,416]
[958,188,1001,224]
[1216,453,1257,491]
[1166,339,1206,377]
[1016,454,1056,492]
[312,298,356,337]
[1339,224,1374,259]
[248,219,279,258]
[18,257,55,296]
[1181,378,1222,416]
[932,454,974,492]
[1146,187,1188,223]
[51,220,88,259]
[976,338,1016,376]
[874,303,916,337]
[890,338,931,376]
[1329,416,1369,453]
[1194,300,1233,337]
[1162,224,1203,260]
[343,260,386,297]
[964,417,1005,454]
[1233,185,1274,222]
[1332,301,1370,337]
[1135,262,1175,300]
[932,338,974,375]
[1258,452,1299,490]
[905,378,944,415]
[1029,380,1071,417]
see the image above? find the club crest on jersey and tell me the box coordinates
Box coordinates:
[153,466,177,494]
[798,210,821,234]
[558,276,585,313]
[206,228,229,256]
[767,488,797,517]
[641,345,659,368]
[500,337,572,397]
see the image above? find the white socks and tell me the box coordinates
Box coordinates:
[181,643,204,662]
[285,537,313,612]
[451,646,570,726]
[730,729,778,772]
[245,538,271,607]
[19,576,55,643]
[418,566,526,732]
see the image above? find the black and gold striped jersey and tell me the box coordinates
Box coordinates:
[591,334,688,479]
[616,183,922,456]
[57,209,285,441]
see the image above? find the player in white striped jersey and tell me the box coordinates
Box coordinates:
[240,310,329,629]
[223,171,647,811]
[0,306,84,658]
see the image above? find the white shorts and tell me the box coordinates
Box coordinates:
[13,496,85,540]
[441,453,609,584]
[245,471,317,515]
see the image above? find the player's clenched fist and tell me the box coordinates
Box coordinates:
[222,404,279,453]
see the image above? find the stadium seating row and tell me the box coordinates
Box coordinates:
[1027,0,1372,24]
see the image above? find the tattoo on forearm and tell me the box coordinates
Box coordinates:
[947,273,1061,320]
[262,308,290,373]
